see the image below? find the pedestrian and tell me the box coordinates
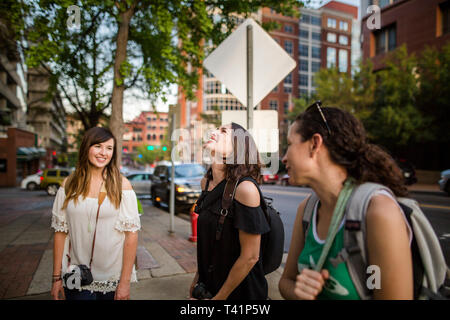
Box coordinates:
[189,123,270,300]
[50,127,141,300]
[279,102,413,300]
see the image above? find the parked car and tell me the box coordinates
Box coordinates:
[396,158,418,185]
[20,172,42,191]
[262,169,279,185]
[439,169,450,196]
[40,168,73,196]
[151,163,205,213]
[127,169,154,195]
[280,173,290,186]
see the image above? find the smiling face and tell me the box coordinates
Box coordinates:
[88,138,114,169]
[203,123,233,162]
[282,122,315,186]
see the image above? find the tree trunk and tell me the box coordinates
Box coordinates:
[110,2,136,168]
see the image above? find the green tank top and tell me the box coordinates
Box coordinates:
[298,202,360,300]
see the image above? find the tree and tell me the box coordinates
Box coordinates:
[8,0,303,167]
[133,145,167,165]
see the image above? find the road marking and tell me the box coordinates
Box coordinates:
[419,204,450,210]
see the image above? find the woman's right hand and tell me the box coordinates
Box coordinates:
[51,280,65,300]
[294,268,329,300]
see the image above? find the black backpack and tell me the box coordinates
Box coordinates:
[221,177,285,275]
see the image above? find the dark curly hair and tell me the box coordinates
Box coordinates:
[205,122,262,184]
[295,107,408,197]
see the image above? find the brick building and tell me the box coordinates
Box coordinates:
[122,111,169,154]
[361,0,450,70]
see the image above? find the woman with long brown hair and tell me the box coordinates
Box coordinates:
[189,122,270,300]
[279,102,413,300]
[50,127,140,300]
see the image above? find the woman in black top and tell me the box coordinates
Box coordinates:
[189,122,270,300]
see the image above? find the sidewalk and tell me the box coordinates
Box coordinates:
[0,190,284,300]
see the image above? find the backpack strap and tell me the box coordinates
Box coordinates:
[342,182,394,300]
[215,178,238,241]
[302,192,319,238]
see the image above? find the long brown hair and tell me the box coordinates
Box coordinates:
[205,122,262,184]
[62,127,123,209]
[295,107,408,197]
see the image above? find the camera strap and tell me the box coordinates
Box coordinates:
[67,180,106,268]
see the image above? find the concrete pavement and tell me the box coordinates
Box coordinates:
[0,188,285,300]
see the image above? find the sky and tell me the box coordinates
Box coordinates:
[123,0,361,122]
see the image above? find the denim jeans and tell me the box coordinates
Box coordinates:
[64,287,115,300]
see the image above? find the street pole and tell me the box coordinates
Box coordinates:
[169,110,175,234]
[247,24,253,131]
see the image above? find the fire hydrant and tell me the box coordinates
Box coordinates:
[189,204,198,242]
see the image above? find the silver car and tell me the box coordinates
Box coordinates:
[438,169,450,196]
[127,170,154,195]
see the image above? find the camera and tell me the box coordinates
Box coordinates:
[192,282,213,300]
[63,264,93,287]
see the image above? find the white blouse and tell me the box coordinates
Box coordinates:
[51,186,141,293]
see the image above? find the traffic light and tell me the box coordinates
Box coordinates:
[138,154,143,158]
[162,146,167,151]
[147,145,154,151]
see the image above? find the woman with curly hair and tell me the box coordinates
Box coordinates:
[279,102,413,300]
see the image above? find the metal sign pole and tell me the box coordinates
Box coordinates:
[247,24,253,131]
[169,111,175,233]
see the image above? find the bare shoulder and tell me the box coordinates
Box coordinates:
[366,194,405,228]
[201,177,207,191]
[121,175,133,190]
[235,180,260,207]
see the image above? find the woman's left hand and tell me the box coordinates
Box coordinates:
[115,282,130,300]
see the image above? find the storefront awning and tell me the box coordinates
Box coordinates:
[16,147,43,161]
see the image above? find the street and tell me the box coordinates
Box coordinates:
[259,184,450,266]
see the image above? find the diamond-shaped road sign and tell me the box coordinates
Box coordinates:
[203,18,296,109]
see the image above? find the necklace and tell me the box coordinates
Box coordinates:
[87,180,104,233]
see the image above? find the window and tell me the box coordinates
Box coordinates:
[339,49,348,73]
[301,14,310,24]
[284,102,289,113]
[272,85,278,93]
[153,134,156,140]
[327,47,337,68]
[339,35,348,45]
[327,32,337,43]
[300,88,309,97]
[284,73,292,85]
[47,170,57,177]
[284,24,294,33]
[327,18,336,28]
[312,46,321,59]
[312,61,320,72]
[284,40,293,55]
[147,117,152,121]
[375,24,396,55]
[299,74,308,86]
[60,171,70,177]
[300,30,309,39]
[147,134,151,140]
[299,59,308,71]
[269,100,278,110]
[311,16,321,26]
[284,86,292,93]
[340,21,349,31]
[160,134,163,139]
[312,32,321,41]
[299,44,308,57]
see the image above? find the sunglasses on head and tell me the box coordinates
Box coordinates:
[306,100,332,136]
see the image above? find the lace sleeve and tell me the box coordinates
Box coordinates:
[51,187,68,233]
[115,190,141,233]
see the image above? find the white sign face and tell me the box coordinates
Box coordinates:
[222,110,279,153]
[203,18,296,109]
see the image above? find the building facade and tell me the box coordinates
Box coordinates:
[27,67,66,168]
[361,0,450,70]
[122,111,169,154]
